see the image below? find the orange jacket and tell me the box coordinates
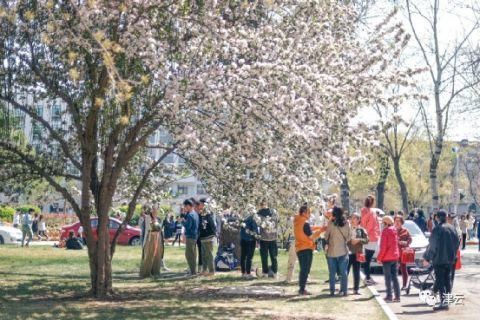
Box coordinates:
[294,214,321,252]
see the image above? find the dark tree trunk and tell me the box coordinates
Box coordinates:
[393,157,408,213]
[376,155,390,211]
[340,171,350,213]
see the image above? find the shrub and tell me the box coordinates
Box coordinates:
[0,205,15,222]
[16,204,41,214]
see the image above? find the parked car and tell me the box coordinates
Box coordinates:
[60,217,142,246]
[0,222,23,244]
[371,220,429,268]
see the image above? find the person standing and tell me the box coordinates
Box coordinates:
[348,212,369,295]
[377,216,400,303]
[172,216,183,246]
[423,210,460,311]
[325,207,351,296]
[257,199,279,278]
[414,209,428,233]
[240,210,259,279]
[13,211,20,228]
[31,213,39,240]
[293,204,322,295]
[394,215,412,291]
[38,215,49,240]
[360,195,380,285]
[183,199,199,276]
[21,209,34,247]
[198,199,216,276]
[459,215,468,250]
[467,213,475,240]
[192,198,203,270]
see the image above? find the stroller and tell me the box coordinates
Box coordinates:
[405,261,435,295]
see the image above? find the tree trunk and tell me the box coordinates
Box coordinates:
[430,138,443,210]
[376,155,390,211]
[393,157,408,213]
[340,171,350,213]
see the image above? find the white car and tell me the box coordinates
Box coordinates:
[371,220,429,268]
[0,222,23,244]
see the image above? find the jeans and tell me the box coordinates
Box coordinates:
[201,238,215,273]
[260,240,278,274]
[462,233,467,250]
[363,249,375,280]
[348,254,361,291]
[382,261,400,299]
[297,249,313,293]
[240,239,256,274]
[327,254,349,294]
[185,238,197,274]
[434,264,452,304]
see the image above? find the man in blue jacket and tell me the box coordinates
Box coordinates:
[183,199,199,275]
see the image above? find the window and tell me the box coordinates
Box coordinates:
[197,184,207,195]
[51,104,62,122]
[163,154,175,164]
[177,185,188,196]
[32,123,43,141]
[36,105,44,117]
[109,220,119,229]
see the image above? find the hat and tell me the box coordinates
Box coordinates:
[382,216,394,226]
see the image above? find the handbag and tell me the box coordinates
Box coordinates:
[356,251,366,263]
[400,247,415,264]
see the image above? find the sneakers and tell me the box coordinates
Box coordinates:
[365,279,376,286]
[384,296,393,302]
[393,297,401,303]
[433,302,449,311]
[353,290,361,295]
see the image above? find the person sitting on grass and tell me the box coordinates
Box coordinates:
[66,230,84,250]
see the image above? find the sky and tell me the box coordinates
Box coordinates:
[356,0,480,142]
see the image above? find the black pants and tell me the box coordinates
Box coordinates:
[434,264,452,304]
[172,233,182,246]
[260,240,278,274]
[197,237,202,266]
[297,249,313,293]
[363,249,375,280]
[240,239,256,274]
[462,233,467,250]
[348,253,361,291]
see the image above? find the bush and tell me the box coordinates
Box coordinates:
[16,204,41,214]
[0,206,15,223]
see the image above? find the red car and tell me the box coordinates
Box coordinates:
[60,217,142,246]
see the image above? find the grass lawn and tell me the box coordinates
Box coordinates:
[0,244,387,320]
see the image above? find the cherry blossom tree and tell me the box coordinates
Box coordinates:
[1,0,417,297]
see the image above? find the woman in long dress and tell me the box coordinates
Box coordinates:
[140,209,164,278]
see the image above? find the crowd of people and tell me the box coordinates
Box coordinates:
[143,194,470,312]
[12,209,50,247]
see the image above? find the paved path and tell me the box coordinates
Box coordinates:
[371,245,480,320]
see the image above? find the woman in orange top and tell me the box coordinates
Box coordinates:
[294,204,323,295]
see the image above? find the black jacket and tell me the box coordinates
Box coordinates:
[199,213,216,240]
[424,222,459,265]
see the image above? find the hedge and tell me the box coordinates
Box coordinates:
[16,205,41,214]
[0,206,15,222]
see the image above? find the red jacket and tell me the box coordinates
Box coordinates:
[377,226,400,263]
[360,207,380,242]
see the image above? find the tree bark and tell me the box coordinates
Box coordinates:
[393,157,408,213]
[340,171,350,213]
[376,155,390,211]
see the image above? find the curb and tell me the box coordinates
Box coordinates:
[361,274,399,320]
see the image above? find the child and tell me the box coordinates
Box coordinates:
[348,213,369,295]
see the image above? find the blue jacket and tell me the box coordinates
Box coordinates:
[240,215,258,241]
[184,211,199,240]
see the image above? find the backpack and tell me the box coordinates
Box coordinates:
[215,245,239,271]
